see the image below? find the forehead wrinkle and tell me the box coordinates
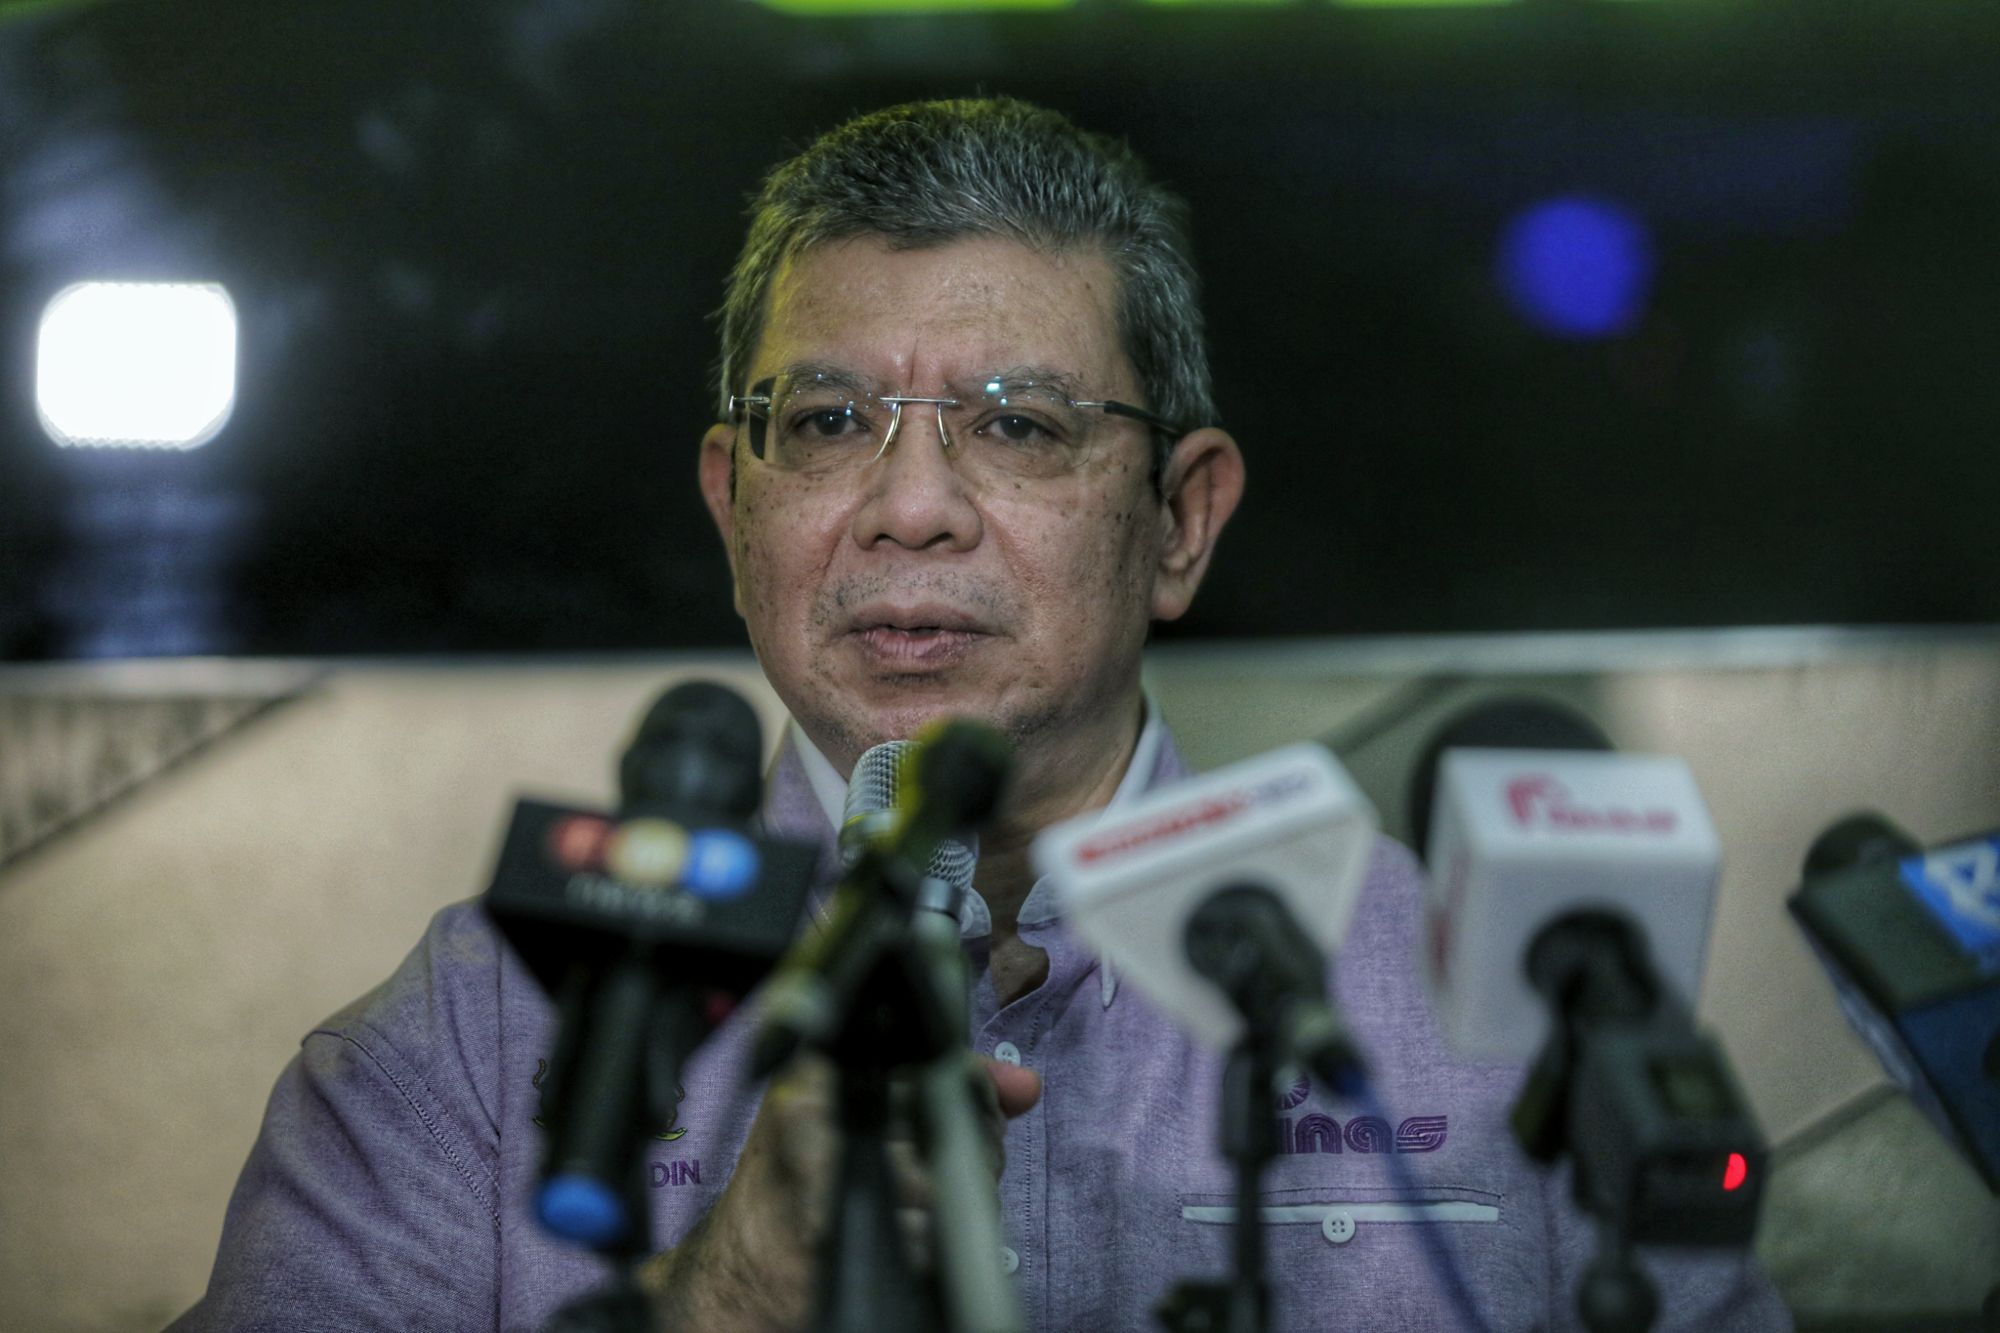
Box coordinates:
[759,237,1131,400]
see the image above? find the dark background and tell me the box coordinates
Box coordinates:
[3,0,1996,660]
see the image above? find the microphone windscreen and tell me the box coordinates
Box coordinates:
[913,721,1011,829]
[619,680,764,821]
[1803,812,1922,881]
[842,740,913,866]
[842,739,979,900]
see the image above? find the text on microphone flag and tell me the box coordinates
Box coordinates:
[1902,835,2000,966]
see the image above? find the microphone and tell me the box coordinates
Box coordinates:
[751,722,1021,1333]
[1040,744,1389,1333]
[1183,883,1368,1095]
[753,720,1008,1077]
[1790,813,2000,1191]
[1408,697,1765,1253]
[1032,742,1379,1086]
[839,739,981,920]
[843,730,1024,1333]
[1408,697,1718,1064]
[482,681,821,1250]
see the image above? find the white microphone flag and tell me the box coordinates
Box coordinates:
[1033,742,1378,1049]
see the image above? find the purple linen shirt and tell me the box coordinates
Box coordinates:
[172,726,1788,1332]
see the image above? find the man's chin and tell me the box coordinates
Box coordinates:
[802,687,1012,775]
[854,696,997,749]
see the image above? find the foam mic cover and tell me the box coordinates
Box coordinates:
[1791,814,2000,1191]
[619,679,765,822]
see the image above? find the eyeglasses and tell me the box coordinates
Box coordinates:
[726,370,1183,483]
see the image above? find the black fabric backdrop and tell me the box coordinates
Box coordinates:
[2,0,1995,658]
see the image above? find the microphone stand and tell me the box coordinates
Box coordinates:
[1156,1027,1282,1333]
[538,983,700,1333]
[1159,884,1365,1333]
[818,1055,934,1333]
[809,861,1024,1333]
[1511,909,1766,1333]
[910,883,1022,1333]
[753,721,1019,1333]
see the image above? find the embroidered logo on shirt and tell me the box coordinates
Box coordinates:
[1278,1112,1448,1155]
[651,1160,702,1188]
[1272,1078,1447,1154]
[531,1058,690,1141]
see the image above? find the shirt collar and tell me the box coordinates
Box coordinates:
[790,717,853,838]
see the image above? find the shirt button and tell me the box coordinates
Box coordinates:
[993,1041,1021,1065]
[1321,1210,1356,1245]
[1000,1246,1020,1274]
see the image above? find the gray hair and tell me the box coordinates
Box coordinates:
[715,97,1217,460]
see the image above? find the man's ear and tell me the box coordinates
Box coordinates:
[1151,426,1245,623]
[697,421,743,614]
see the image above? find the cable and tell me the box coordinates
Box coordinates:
[1348,1075,1494,1333]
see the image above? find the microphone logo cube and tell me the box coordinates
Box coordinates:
[1423,751,1722,1063]
[1033,743,1378,1050]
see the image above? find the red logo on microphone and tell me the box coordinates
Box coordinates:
[1505,775,1678,834]
[1075,794,1250,864]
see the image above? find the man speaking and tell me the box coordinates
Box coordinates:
[174,97,1786,1330]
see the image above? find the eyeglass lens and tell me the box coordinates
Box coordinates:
[748,373,1110,481]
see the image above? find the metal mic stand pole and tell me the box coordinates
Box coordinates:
[908,885,1025,1333]
[817,1056,935,1333]
[811,897,940,1333]
[1221,1032,1279,1333]
[1157,1029,1278,1333]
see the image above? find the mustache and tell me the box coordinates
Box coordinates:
[820,572,1009,626]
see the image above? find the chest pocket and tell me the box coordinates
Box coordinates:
[1170,1187,1516,1331]
[1180,1196,1501,1246]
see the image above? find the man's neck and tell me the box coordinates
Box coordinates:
[792,696,1150,1005]
[970,721,1141,936]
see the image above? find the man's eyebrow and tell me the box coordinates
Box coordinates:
[766,361,874,394]
[760,363,1099,399]
[975,366,1090,399]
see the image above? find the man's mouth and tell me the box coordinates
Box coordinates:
[846,606,993,665]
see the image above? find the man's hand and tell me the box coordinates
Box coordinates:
[643,1054,1041,1333]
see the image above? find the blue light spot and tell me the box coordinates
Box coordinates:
[682,829,759,900]
[1496,196,1655,339]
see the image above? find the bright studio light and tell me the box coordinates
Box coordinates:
[36,282,238,450]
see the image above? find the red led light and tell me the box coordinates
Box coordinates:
[1722,1152,1748,1192]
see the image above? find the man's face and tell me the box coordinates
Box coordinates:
[699,234,1222,782]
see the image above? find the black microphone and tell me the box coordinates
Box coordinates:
[1183,884,1366,1096]
[1407,697,1766,1254]
[1791,812,2000,1192]
[483,680,820,1251]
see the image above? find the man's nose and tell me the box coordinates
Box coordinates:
[850,401,983,553]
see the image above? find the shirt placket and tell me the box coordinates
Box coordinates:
[978,914,1089,1331]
